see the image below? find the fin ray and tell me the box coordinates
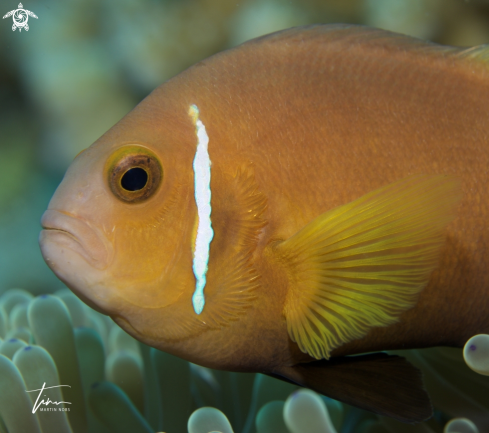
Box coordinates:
[274,175,461,359]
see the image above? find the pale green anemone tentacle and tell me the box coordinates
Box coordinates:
[189,104,214,315]
[284,389,337,433]
[444,417,479,433]
[188,407,234,433]
[463,334,489,375]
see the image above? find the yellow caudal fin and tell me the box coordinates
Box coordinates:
[273,175,461,360]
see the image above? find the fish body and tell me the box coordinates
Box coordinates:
[40,25,489,421]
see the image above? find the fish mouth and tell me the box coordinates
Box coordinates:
[40,210,111,270]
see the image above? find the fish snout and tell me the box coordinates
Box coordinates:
[40,209,112,270]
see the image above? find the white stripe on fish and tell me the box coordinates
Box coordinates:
[189,104,214,315]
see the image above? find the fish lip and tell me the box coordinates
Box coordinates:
[40,209,111,270]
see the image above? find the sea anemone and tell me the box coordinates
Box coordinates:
[0,288,486,433]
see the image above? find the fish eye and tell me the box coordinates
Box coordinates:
[106,146,162,203]
[121,167,148,191]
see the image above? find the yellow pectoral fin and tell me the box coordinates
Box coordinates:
[274,175,461,360]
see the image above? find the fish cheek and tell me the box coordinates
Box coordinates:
[107,219,192,309]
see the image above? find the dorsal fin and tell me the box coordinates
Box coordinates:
[241,24,489,73]
[458,44,489,63]
[245,24,458,56]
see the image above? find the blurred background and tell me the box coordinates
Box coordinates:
[1,0,489,294]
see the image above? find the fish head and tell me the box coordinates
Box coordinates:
[39,100,199,330]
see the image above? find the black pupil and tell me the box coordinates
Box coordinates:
[121,167,148,191]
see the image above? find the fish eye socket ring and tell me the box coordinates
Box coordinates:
[107,146,163,204]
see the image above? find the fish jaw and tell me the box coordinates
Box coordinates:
[40,209,112,270]
[39,209,117,314]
